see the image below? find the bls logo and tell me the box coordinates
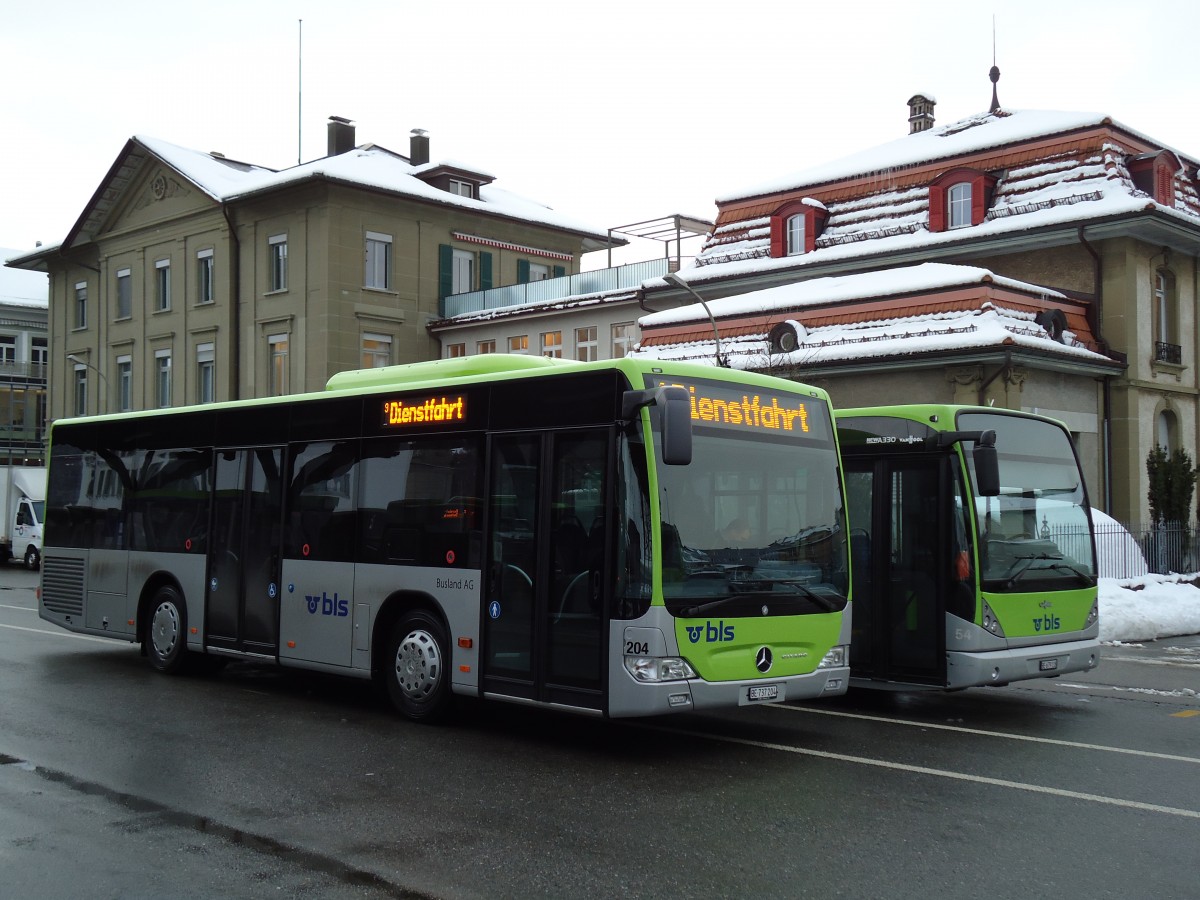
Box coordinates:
[685,620,736,644]
[1032,614,1061,632]
[306,591,349,617]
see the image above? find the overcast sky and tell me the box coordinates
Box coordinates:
[3,0,1197,266]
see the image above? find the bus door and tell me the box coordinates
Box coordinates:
[206,446,285,656]
[482,430,609,711]
[845,455,949,685]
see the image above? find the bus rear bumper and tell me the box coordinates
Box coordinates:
[947,638,1101,689]
[609,666,850,717]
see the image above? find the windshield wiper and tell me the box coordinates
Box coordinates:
[1003,553,1058,587]
[676,581,843,617]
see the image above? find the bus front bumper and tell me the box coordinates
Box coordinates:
[610,666,850,717]
[946,638,1101,689]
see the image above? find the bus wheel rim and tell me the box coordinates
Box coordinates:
[395,629,441,700]
[151,602,179,658]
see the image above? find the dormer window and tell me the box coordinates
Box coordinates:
[769,198,828,258]
[1128,150,1181,207]
[449,179,474,198]
[928,167,997,232]
[947,182,973,229]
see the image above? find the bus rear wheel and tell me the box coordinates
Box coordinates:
[385,610,452,722]
[146,586,188,674]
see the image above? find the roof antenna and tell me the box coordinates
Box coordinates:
[989,16,1001,114]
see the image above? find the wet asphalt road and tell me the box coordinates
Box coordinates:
[2,565,1199,899]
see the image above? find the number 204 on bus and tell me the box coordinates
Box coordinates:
[39,356,852,721]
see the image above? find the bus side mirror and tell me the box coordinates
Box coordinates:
[659,387,693,466]
[974,443,1000,497]
[622,386,693,466]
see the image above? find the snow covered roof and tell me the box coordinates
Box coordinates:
[690,108,1200,280]
[53,134,612,253]
[632,263,1118,373]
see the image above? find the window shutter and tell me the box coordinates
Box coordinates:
[517,259,531,283]
[552,265,566,279]
[438,244,453,300]
[479,252,493,291]
[769,216,785,257]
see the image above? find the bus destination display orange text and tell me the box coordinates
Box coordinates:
[655,381,809,433]
[382,395,467,427]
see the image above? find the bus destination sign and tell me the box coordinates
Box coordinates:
[382,395,467,428]
[650,377,823,438]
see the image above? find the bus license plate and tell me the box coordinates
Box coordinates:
[1039,658,1059,671]
[747,684,779,702]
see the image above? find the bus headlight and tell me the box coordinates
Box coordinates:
[819,645,848,668]
[981,600,1006,637]
[1086,601,1099,628]
[624,656,697,682]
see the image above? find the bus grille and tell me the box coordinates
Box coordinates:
[42,557,86,616]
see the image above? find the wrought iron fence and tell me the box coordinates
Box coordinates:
[1044,520,1200,580]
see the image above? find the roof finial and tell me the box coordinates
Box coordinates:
[989,16,1001,113]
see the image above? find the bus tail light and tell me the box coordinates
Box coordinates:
[624,656,697,683]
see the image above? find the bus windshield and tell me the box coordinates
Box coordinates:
[959,412,1096,591]
[654,420,847,619]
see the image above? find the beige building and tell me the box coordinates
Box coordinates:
[7,118,613,419]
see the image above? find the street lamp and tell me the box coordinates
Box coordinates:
[661,271,727,367]
[66,353,109,413]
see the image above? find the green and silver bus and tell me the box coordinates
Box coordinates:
[836,405,1099,690]
[39,355,850,720]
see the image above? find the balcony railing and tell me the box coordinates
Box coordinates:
[1155,341,1182,364]
[441,258,670,318]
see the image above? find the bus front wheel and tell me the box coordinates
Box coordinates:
[384,610,452,722]
[146,586,188,674]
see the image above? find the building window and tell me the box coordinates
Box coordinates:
[575,326,597,362]
[449,179,473,198]
[0,336,15,366]
[74,366,87,416]
[947,182,973,229]
[197,249,214,304]
[154,258,171,311]
[268,333,289,395]
[612,322,635,358]
[929,168,995,232]
[446,342,467,358]
[31,338,47,372]
[477,339,495,354]
[786,215,806,256]
[361,333,392,368]
[541,331,562,358]
[1155,269,1175,345]
[116,268,132,319]
[365,232,393,290]
[74,282,88,328]
[268,234,288,292]
[1157,410,1176,451]
[769,199,828,257]
[508,335,529,354]
[155,350,172,408]
[452,249,474,294]
[197,343,215,404]
[117,355,133,412]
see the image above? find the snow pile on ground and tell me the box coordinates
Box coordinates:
[1099,574,1200,642]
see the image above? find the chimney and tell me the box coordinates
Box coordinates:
[410,128,430,166]
[907,93,936,134]
[327,116,356,156]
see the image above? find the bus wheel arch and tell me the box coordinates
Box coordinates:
[374,593,453,722]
